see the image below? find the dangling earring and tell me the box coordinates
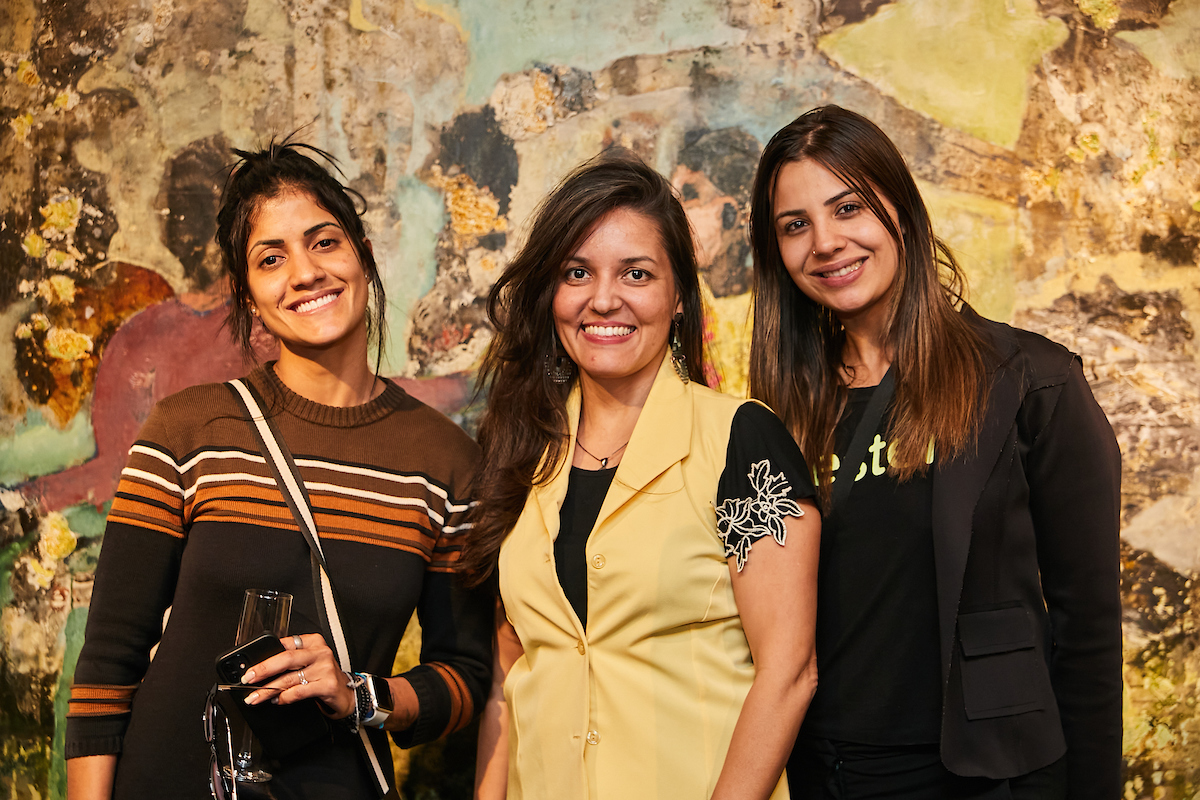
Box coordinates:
[670,313,689,384]
[545,341,576,385]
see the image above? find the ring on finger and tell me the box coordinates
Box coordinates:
[298,669,308,685]
[292,634,304,649]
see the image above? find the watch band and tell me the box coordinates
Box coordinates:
[356,673,393,728]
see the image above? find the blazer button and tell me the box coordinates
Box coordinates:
[591,554,606,569]
[577,640,586,654]
[586,730,600,745]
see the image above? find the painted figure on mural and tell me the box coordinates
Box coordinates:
[748,105,1122,799]
[461,150,821,800]
[64,140,492,799]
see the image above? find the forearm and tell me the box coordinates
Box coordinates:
[381,676,419,732]
[67,754,117,800]
[473,682,510,799]
[711,654,816,800]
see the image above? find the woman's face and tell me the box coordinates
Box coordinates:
[771,158,901,332]
[244,190,370,362]
[552,208,681,394]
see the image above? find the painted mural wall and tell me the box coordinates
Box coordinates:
[1,0,1198,796]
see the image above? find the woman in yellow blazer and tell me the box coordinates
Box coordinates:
[461,150,822,800]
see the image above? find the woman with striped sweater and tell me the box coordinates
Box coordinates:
[65,140,492,799]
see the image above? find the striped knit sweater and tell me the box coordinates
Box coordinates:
[66,365,492,799]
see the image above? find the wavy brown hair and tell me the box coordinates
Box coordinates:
[460,149,706,585]
[748,105,991,511]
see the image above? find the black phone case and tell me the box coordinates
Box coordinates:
[216,685,332,761]
[214,634,287,684]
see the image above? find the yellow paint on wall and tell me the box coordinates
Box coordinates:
[1076,0,1119,30]
[921,179,1018,322]
[347,0,379,32]
[818,0,1067,148]
[706,289,752,398]
[413,0,469,42]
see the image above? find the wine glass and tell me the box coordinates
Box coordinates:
[231,589,292,784]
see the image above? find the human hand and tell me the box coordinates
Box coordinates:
[241,633,355,719]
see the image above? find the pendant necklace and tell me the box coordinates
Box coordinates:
[576,439,629,469]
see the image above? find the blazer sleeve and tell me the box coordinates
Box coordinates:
[1020,356,1123,799]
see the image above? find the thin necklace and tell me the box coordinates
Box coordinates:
[576,439,629,469]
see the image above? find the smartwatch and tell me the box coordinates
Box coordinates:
[355,673,393,728]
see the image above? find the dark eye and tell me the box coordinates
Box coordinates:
[837,201,862,215]
[261,254,280,267]
[628,268,647,281]
[315,237,337,249]
[566,267,588,280]
[784,219,808,233]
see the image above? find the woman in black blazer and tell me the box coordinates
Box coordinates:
[747,105,1122,799]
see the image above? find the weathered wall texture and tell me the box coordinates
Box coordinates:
[1,0,1198,796]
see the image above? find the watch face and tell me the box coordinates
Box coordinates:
[370,675,394,714]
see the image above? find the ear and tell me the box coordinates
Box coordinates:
[364,238,374,257]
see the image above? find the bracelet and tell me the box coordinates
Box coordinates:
[343,672,364,733]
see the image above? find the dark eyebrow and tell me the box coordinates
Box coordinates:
[565,254,658,266]
[774,189,859,222]
[248,222,340,254]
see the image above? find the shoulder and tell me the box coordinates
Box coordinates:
[138,380,242,446]
[964,307,1077,390]
[374,383,480,485]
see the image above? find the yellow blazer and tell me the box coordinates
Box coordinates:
[498,356,789,800]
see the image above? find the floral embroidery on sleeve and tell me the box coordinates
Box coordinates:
[716,459,804,572]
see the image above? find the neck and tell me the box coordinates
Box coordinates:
[573,358,661,469]
[273,344,380,408]
[839,315,892,388]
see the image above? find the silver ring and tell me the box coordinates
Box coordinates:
[292,634,304,649]
[298,670,308,685]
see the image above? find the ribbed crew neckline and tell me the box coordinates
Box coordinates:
[252,362,406,428]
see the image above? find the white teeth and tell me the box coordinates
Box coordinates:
[584,325,635,337]
[293,293,338,313]
[821,259,864,279]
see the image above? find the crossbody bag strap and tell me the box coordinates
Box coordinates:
[831,365,896,513]
[226,379,391,796]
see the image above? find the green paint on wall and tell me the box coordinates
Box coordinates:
[0,530,37,609]
[818,0,1067,149]
[0,407,96,486]
[383,176,450,374]
[1118,0,1200,82]
[62,503,109,541]
[49,607,88,800]
[921,179,1018,323]
[434,0,744,104]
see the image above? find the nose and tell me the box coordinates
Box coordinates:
[589,273,622,314]
[810,219,845,259]
[288,250,326,287]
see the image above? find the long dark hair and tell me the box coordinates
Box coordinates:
[215,136,387,371]
[461,148,706,585]
[748,105,990,510]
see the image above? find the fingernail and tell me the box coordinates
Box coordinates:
[242,670,256,684]
[244,692,259,705]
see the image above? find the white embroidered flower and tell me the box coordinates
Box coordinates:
[716,459,804,571]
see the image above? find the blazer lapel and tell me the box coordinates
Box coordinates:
[593,356,692,533]
[931,316,1021,677]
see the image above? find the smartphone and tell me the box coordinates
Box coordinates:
[215,634,286,684]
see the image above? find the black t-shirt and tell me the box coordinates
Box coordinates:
[555,402,815,625]
[801,385,943,745]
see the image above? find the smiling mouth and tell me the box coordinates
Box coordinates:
[290,291,340,313]
[815,258,864,279]
[583,324,635,337]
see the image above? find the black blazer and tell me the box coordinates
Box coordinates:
[935,308,1122,799]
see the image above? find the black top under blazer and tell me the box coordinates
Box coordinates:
[935,307,1122,798]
